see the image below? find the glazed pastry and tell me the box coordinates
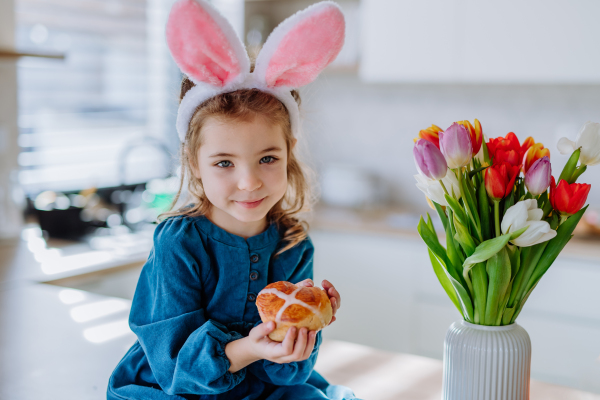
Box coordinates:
[256,281,333,342]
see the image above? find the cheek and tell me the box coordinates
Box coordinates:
[266,163,288,193]
[200,169,234,199]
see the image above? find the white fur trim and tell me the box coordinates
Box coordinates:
[253,1,342,88]
[176,73,300,141]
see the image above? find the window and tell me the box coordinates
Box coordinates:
[15,0,180,195]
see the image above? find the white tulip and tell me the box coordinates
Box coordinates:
[501,199,557,247]
[557,121,600,166]
[414,168,461,207]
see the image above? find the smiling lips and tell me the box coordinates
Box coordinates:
[235,198,265,208]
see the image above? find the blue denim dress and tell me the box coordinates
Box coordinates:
[107,215,358,400]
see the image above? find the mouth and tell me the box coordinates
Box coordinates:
[235,197,265,209]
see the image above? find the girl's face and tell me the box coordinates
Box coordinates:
[194,115,291,238]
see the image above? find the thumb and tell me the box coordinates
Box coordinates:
[251,321,276,338]
[298,279,314,287]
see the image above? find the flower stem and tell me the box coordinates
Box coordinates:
[439,180,449,196]
[494,201,501,237]
[559,214,569,225]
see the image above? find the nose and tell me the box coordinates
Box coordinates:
[237,167,262,192]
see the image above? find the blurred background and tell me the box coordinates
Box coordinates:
[1,0,600,398]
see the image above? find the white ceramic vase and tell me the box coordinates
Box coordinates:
[442,320,531,400]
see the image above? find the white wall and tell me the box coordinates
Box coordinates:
[0,0,23,240]
[301,73,600,212]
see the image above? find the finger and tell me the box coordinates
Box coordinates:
[328,286,341,309]
[330,297,337,315]
[298,279,314,287]
[328,316,337,326]
[303,331,317,360]
[322,279,332,289]
[292,328,308,360]
[280,327,297,356]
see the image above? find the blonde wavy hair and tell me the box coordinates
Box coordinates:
[160,75,314,254]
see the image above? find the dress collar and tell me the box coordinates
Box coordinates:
[193,215,281,250]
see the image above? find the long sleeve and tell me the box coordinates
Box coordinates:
[248,238,323,386]
[129,217,245,396]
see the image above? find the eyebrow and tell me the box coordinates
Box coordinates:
[209,146,283,158]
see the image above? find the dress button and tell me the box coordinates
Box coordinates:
[250,254,260,263]
[250,271,259,281]
[247,293,257,302]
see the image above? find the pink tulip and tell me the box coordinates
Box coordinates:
[413,139,448,180]
[525,156,551,196]
[439,123,473,169]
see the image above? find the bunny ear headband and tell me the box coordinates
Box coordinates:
[166,0,345,142]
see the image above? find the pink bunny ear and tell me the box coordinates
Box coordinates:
[166,0,249,87]
[254,1,345,88]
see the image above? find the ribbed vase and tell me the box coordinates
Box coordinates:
[442,320,531,400]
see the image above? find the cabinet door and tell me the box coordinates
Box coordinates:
[360,0,600,83]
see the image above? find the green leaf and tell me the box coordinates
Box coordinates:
[510,282,539,324]
[426,213,438,244]
[485,247,511,325]
[433,201,448,232]
[537,191,548,209]
[445,194,467,227]
[558,148,580,185]
[569,165,587,184]
[460,172,482,242]
[428,249,463,318]
[524,206,588,294]
[503,192,515,215]
[502,306,516,325]
[468,165,489,180]
[506,242,548,309]
[478,180,491,241]
[433,252,475,323]
[454,216,476,257]
[463,233,513,270]
[470,262,488,325]
[507,245,521,278]
[482,141,490,164]
[417,216,453,273]
[445,217,464,282]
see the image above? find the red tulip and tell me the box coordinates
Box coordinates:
[487,132,522,167]
[549,176,591,216]
[485,161,521,201]
[522,142,550,173]
[457,119,483,157]
[414,124,443,149]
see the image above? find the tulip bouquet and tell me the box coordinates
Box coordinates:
[414,120,599,326]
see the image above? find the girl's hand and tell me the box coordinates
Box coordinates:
[248,321,317,364]
[298,279,341,325]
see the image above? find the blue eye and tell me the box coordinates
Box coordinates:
[216,160,233,168]
[260,156,277,164]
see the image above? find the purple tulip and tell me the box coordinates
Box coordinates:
[413,139,448,180]
[439,123,473,169]
[525,156,551,196]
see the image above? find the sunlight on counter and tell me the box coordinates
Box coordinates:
[84,319,133,344]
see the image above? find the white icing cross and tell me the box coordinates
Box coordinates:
[258,287,326,328]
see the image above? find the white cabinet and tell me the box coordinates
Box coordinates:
[360,0,600,83]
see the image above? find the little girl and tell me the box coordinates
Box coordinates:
[107,1,358,399]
